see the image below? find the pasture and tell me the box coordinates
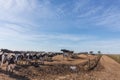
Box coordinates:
[107,54,120,63]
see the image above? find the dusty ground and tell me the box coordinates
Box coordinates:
[0,54,120,80]
[92,55,120,80]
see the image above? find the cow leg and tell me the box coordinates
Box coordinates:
[6,64,11,73]
[11,64,15,73]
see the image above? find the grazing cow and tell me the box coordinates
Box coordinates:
[0,51,8,67]
[0,53,5,66]
[0,49,14,66]
[6,54,16,73]
[25,53,31,65]
[14,53,20,64]
[16,54,24,65]
[47,52,54,62]
[39,53,46,65]
[61,49,74,60]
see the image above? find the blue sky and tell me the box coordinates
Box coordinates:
[0,0,120,53]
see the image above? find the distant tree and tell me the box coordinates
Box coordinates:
[89,51,93,54]
[98,51,101,54]
[1,49,13,53]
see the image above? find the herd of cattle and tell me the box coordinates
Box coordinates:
[0,49,77,73]
[0,49,99,73]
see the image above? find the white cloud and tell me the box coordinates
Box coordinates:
[0,0,64,40]
[94,7,120,31]
[0,0,61,25]
[78,6,103,18]
[28,34,96,42]
[73,0,120,31]
[0,21,96,42]
[73,0,90,13]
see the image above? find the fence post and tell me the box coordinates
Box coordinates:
[88,57,90,70]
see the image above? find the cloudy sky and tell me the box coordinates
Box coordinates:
[0,0,120,53]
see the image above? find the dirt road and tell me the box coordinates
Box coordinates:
[93,55,120,80]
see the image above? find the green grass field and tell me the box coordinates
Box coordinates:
[107,54,120,63]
